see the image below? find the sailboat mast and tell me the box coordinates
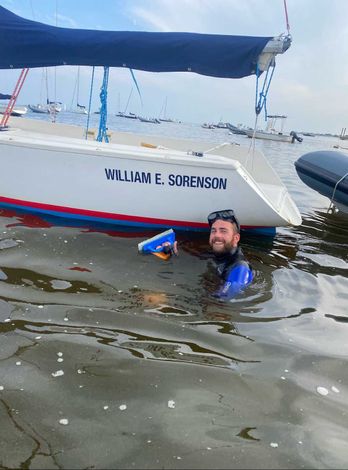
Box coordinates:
[163,96,167,119]
[124,88,133,113]
[77,66,80,105]
[45,67,49,104]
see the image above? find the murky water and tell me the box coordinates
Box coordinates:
[0,115,347,469]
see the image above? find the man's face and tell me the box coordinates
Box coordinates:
[209,219,240,254]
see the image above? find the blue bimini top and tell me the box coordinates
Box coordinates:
[0,6,273,78]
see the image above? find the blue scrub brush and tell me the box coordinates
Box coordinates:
[138,229,176,259]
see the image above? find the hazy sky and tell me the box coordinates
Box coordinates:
[0,0,347,134]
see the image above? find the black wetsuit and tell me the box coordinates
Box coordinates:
[213,247,253,299]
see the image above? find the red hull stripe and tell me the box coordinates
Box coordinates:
[0,195,208,228]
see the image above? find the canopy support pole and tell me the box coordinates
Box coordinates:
[85,66,95,140]
[0,68,29,129]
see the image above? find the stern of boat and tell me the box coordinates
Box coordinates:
[258,182,302,226]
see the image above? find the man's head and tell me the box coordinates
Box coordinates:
[208,209,240,255]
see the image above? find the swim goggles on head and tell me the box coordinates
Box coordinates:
[207,209,240,232]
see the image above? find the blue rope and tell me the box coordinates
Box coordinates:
[129,68,143,107]
[254,60,276,119]
[97,66,110,143]
[85,66,95,140]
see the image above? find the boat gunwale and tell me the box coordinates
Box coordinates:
[0,128,244,170]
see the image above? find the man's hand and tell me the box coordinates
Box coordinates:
[156,241,178,256]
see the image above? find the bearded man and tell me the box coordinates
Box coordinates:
[158,209,253,300]
[207,209,253,299]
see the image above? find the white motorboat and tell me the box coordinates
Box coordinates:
[245,115,303,143]
[0,6,301,234]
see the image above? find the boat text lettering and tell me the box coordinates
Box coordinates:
[105,168,154,184]
[104,168,227,190]
[168,174,227,190]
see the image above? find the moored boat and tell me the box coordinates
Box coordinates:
[245,128,294,142]
[245,115,303,143]
[0,104,27,116]
[69,104,87,114]
[0,6,301,233]
[0,120,302,232]
[116,111,138,119]
[28,103,61,114]
[28,104,49,114]
[138,116,161,124]
[295,150,348,213]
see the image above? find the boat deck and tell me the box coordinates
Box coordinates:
[1,119,242,170]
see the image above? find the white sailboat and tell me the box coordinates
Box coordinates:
[116,88,137,119]
[69,66,87,114]
[28,68,62,114]
[138,116,160,124]
[29,102,61,114]
[0,6,301,234]
[158,97,174,122]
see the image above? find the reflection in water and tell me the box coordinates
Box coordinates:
[1,311,258,371]
[325,313,348,323]
[293,210,348,261]
[237,427,260,442]
[0,267,101,294]
[145,304,194,316]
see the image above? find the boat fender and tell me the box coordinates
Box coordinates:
[214,263,253,299]
[141,142,157,148]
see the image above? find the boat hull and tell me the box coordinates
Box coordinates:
[0,127,301,232]
[245,129,293,142]
[29,104,61,114]
[0,104,28,116]
[295,150,348,212]
[28,104,48,114]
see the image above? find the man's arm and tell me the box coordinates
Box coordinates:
[213,262,253,300]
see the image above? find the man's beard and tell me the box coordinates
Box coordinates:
[210,238,233,255]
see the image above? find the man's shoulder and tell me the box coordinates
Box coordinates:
[225,248,251,272]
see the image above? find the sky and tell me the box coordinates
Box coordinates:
[0,0,347,134]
